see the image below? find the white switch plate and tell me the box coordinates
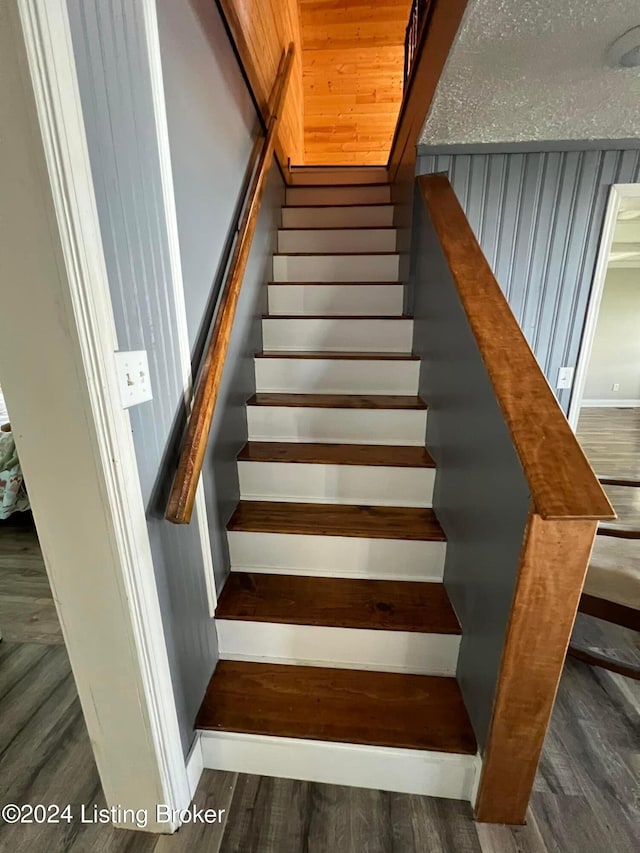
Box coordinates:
[557,366,574,390]
[114,350,153,408]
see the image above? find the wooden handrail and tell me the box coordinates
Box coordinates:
[166,44,295,525]
[419,174,615,522]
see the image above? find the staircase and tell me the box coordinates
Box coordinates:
[196,180,479,800]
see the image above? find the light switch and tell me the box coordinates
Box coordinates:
[557,366,574,390]
[114,350,153,408]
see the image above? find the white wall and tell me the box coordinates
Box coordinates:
[583,267,640,404]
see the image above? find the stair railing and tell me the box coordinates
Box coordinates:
[403,0,432,89]
[413,173,615,823]
[165,44,294,525]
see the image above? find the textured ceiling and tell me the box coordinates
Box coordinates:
[420,0,640,147]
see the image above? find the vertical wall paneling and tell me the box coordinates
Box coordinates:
[417,149,640,412]
[156,0,283,591]
[67,0,281,752]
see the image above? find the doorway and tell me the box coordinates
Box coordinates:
[569,184,640,434]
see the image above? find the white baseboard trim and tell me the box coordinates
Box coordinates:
[581,399,640,408]
[185,732,204,800]
[199,730,480,801]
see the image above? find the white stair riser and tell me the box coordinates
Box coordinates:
[286,185,391,206]
[287,167,388,186]
[238,460,434,507]
[273,254,400,283]
[218,622,459,675]
[278,229,397,254]
[267,284,403,317]
[255,357,419,394]
[200,731,479,801]
[247,406,427,445]
[282,205,395,229]
[229,531,446,581]
[262,318,413,352]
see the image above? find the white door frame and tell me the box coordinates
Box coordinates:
[568,183,640,430]
[0,0,196,831]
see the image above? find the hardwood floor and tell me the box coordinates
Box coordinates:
[0,516,61,645]
[1,517,637,851]
[577,407,640,481]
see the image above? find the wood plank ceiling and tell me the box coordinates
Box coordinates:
[298,0,412,166]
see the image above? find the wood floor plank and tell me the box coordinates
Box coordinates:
[237,441,435,467]
[227,501,446,541]
[196,661,477,754]
[246,393,426,409]
[217,573,460,633]
[219,776,311,853]
[155,770,237,853]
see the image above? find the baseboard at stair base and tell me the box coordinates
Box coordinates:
[217,624,460,676]
[185,732,204,800]
[199,730,480,802]
[228,532,446,581]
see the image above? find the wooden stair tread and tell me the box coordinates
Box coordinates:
[256,351,418,360]
[196,661,477,755]
[238,442,435,468]
[267,280,403,286]
[284,202,394,209]
[227,501,446,541]
[262,314,412,320]
[217,573,460,633]
[274,252,399,257]
[246,393,427,410]
[278,227,396,232]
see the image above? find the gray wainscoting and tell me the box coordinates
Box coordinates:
[416,149,640,411]
[156,0,284,591]
[67,0,280,753]
[412,197,532,751]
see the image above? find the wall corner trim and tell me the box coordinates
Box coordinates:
[14,0,191,829]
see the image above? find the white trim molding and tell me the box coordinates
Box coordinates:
[2,0,191,831]
[185,733,204,800]
[568,183,640,430]
[200,731,480,802]
[581,399,640,408]
[140,0,217,617]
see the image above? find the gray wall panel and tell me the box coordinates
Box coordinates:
[156,0,257,355]
[67,0,278,753]
[412,197,532,752]
[417,149,640,412]
[156,0,283,591]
